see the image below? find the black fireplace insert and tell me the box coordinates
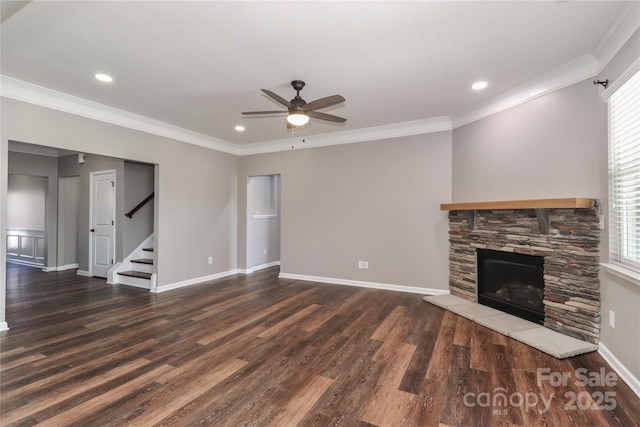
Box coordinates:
[476,249,544,324]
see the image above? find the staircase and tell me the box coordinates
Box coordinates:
[107,235,156,290]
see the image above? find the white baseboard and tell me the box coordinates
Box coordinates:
[43,263,79,272]
[0,321,8,331]
[76,270,90,277]
[598,342,640,399]
[277,272,449,296]
[245,261,281,273]
[152,269,241,293]
[7,259,44,268]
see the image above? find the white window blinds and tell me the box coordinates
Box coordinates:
[609,68,640,272]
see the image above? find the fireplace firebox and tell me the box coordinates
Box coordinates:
[477,249,544,324]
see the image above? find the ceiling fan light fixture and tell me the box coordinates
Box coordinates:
[286,112,309,126]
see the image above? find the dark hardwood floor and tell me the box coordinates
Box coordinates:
[1,263,639,426]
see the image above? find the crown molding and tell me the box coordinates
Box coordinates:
[601,57,640,101]
[451,4,639,130]
[0,75,241,156]
[451,54,600,129]
[237,116,453,156]
[2,0,637,158]
[592,1,640,73]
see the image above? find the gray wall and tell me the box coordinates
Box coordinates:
[123,161,155,256]
[596,29,640,380]
[57,175,79,267]
[9,150,153,270]
[57,155,81,268]
[1,97,239,290]
[239,133,452,290]
[7,151,59,269]
[7,174,46,230]
[452,79,605,201]
[58,153,154,271]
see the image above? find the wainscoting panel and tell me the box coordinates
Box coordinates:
[6,229,45,267]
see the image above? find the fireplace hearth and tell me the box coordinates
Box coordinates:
[477,249,544,324]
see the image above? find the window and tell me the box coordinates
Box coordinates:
[609,68,640,272]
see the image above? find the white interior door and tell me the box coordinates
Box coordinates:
[90,170,115,278]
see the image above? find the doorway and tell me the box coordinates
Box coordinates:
[6,174,47,267]
[246,175,281,271]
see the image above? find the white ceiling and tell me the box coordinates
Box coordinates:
[1,1,638,152]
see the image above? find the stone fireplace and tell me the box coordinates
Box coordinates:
[442,198,601,344]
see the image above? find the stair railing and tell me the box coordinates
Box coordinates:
[125,192,154,218]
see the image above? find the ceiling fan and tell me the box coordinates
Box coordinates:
[242,80,346,127]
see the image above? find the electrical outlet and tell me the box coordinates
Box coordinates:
[599,215,605,230]
[364,261,369,269]
[358,260,364,269]
[263,249,267,255]
[208,256,213,265]
[609,310,615,328]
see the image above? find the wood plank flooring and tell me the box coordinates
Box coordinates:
[1,263,639,426]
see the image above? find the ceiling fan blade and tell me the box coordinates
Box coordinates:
[242,111,286,115]
[307,110,347,123]
[303,95,345,111]
[261,89,293,108]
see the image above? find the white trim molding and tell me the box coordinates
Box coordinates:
[598,342,640,399]
[278,272,449,296]
[592,1,640,73]
[601,58,640,102]
[43,263,79,272]
[6,258,44,269]
[0,75,240,156]
[601,263,640,288]
[56,263,79,271]
[0,322,8,331]
[238,116,453,156]
[246,261,281,274]
[252,214,278,220]
[152,269,242,293]
[451,55,600,129]
[76,270,90,277]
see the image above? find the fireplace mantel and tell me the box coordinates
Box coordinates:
[441,198,597,233]
[440,197,595,211]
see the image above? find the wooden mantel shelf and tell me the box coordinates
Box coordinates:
[441,198,595,211]
[441,198,597,234]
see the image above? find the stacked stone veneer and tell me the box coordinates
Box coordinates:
[448,207,600,344]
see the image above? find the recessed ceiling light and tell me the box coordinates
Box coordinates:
[235,125,245,132]
[95,73,113,82]
[472,81,488,90]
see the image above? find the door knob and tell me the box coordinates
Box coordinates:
[90,228,95,232]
